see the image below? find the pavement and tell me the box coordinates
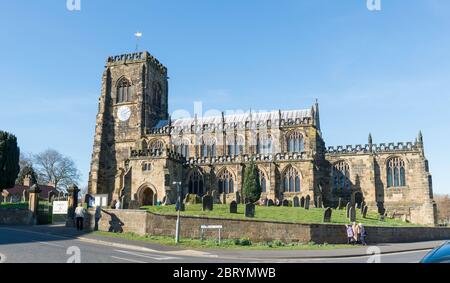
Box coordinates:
[0,224,446,263]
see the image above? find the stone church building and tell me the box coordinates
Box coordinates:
[88,51,437,225]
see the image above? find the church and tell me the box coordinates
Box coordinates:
[88,51,437,225]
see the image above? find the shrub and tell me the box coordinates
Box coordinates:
[184,194,201,205]
[242,160,261,204]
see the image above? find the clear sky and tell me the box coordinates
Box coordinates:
[0,0,449,194]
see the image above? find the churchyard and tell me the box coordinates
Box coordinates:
[143,204,420,227]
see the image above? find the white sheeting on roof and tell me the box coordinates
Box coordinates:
[171,109,312,128]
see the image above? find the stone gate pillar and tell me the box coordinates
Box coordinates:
[28,184,41,225]
[66,185,80,227]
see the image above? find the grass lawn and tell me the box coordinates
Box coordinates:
[143,204,421,227]
[93,231,358,250]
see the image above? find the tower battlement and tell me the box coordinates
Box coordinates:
[106,51,167,74]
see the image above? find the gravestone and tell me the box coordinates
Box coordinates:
[293,196,300,207]
[305,196,310,210]
[245,203,255,218]
[360,201,366,214]
[338,198,343,210]
[282,199,289,207]
[267,199,274,207]
[316,196,323,208]
[362,206,368,218]
[300,197,305,208]
[230,201,238,214]
[211,190,219,204]
[176,200,185,212]
[323,207,332,223]
[346,203,351,218]
[349,206,356,222]
[202,195,213,211]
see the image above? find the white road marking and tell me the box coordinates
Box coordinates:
[110,256,147,263]
[32,241,65,248]
[114,249,180,261]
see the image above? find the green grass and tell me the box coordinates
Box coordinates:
[0,202,28,210]
[143,204,421,227]
[93,231,357,250]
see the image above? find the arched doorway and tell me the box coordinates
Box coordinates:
[141,187,156,206]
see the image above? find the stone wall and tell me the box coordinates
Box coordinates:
[0,209,32,225]
[89,209,450,244]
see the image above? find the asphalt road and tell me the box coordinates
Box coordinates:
[0,226,431,263]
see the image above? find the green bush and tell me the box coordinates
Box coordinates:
[234,238,252,246]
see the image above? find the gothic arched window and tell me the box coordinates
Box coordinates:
[283,166,300,193]
[218,169,234,194]
[117,78,133,103]
[286,131,305,153]
[174,138,190,158]
[257,134,273,155]
[332,161,351,191]
[387,157,406,188]
[149,140,164,154]
[227,135,245,156]
[200,136,217,158]
[188,170,204,196]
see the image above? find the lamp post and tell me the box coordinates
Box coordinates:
[173,181,182,244]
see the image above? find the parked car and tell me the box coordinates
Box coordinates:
[420,241,450,263]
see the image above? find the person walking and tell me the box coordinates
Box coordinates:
[359,223,367,245]
[74,203,86,231]
[352,222,361,244]
[94,205,102,231]
[345,224,354,244]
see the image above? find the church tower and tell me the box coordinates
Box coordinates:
[88,51,169,201]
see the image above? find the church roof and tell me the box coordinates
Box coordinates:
[171,109,313,128]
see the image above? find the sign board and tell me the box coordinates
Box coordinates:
[93,194,109,208]
[52,201,68,215]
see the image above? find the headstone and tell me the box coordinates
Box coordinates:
[300,197,305,208]
[229,201,238,214]
[245,203,255,218]
[316,196,323,208]
[267,199,274,207]
[362,206,368,218]
[323,207,332,223]
[293,196,300,207]
[349,206,356,222]
[211,190,219,204]
[346,203,351,218]
[360,201,366,214]
[305,196,310,210]
[202,195,213,211]
[235,191,241,204]
[176,200,185,212]
[282,199,289,207]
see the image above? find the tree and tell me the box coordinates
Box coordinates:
[435,194,450,224]
[0,131,20,193]
[242,160,262,204]
[33,149,81,192]
[16,165,38,185]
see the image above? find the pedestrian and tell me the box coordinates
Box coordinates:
[345,224,354,244]
[74,203,86,231]
[115,199,121,209]
[110,199,117,209]
[94,205,102,231]
[359,223,367,245]
[352,222,361,244]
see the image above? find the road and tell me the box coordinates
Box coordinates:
[0,226,433,263]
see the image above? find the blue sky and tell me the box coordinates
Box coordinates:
[0,0,449,194]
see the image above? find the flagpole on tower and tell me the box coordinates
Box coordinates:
[134,32,143,52]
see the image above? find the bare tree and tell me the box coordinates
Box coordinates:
[435,194,450,225]
[33,149,81,192]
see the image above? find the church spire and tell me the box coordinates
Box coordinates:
[313,99,321,134]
